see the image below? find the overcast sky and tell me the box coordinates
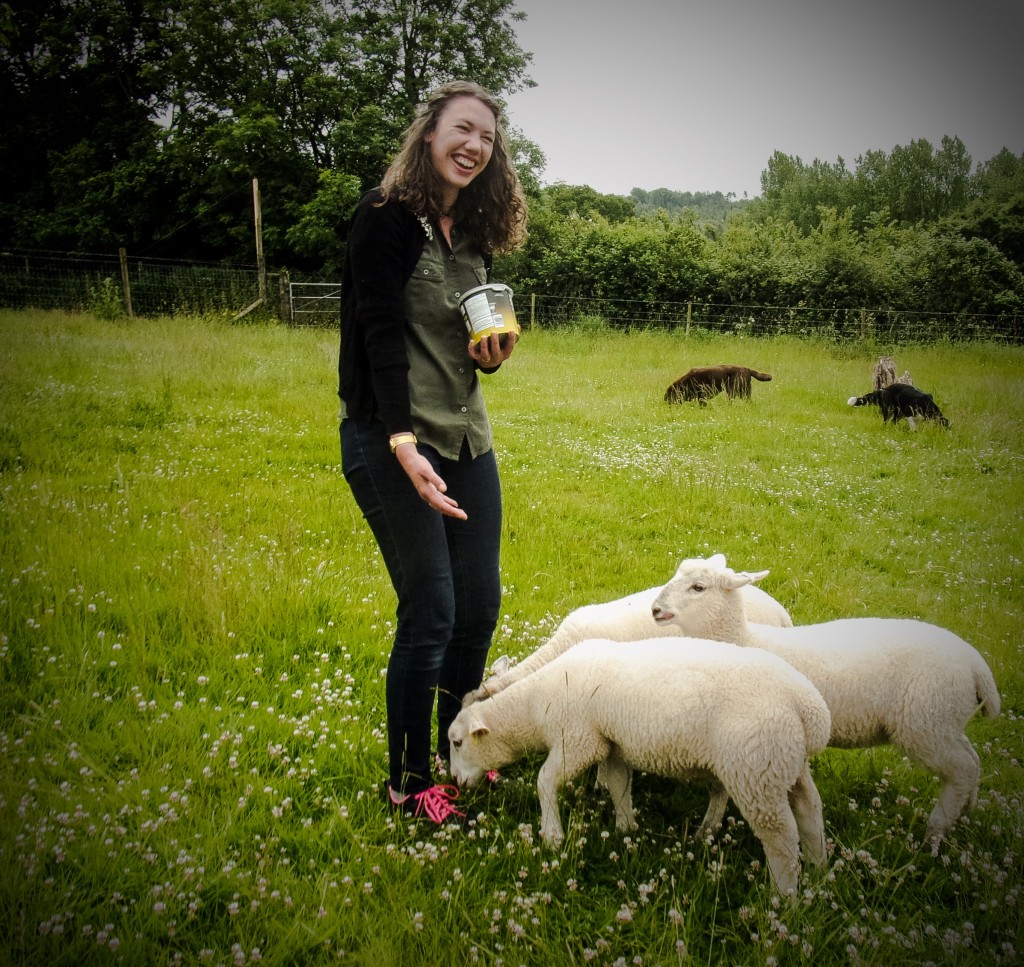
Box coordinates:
[501,0,1024,199]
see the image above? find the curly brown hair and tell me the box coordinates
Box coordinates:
[379,80,528,255]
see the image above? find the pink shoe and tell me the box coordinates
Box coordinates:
[389,784,466,825]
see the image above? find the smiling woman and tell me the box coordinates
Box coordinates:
[425,94,496,208]
[337,79,529,826]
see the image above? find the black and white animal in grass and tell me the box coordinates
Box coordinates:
[847,382,950,429]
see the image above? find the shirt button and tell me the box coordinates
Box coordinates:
[454,292,461,298]
[461,406,467,413]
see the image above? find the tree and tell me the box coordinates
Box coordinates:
[343,0,532,116]
[852,137,974,225]
[758,152,855,233]
[0,0,173,249]
[286,169,363,275]
[973,148,1024,202]
[941,192,1024,271]
[539,184,635,224]
[0,0,539,270]
[629,187,746,223]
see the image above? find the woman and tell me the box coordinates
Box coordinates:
[339,80,528,825]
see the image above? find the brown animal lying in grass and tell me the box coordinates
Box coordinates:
[664,365,773,405]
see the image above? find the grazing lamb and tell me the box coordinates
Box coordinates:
[847,382,950,429]
[664,364,773,405]
[448,637,831,896]
[650,555,1001,845]
[462,578,792,705]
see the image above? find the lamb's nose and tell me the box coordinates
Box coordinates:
[652,603,673,622]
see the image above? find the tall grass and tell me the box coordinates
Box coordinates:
[1,309,1021,966]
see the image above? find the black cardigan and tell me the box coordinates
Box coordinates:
[338,190,492,436]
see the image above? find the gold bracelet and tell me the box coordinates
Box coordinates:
[388,432,418,454]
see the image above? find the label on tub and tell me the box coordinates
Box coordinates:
[459,284,520,343]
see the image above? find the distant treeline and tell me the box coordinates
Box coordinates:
[496,148,1024,323]
[629,189,753,222]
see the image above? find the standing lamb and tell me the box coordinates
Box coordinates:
[650,555,1001,845]
[448,637,831,897]
[462,577,792,705]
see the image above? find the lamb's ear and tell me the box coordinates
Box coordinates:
[708,553,727,568]
[489,655,510,677]
[464,709,490,738]
[727,568,770,589]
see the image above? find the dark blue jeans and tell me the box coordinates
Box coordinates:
[341,418,502,795]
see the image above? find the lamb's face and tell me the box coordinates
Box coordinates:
[651,559,723,631]
[652,555,764,632]
[447,711,491,788]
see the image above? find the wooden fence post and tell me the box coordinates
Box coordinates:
[278,271,289,323]
[253,178,266,305]
[118,247,134,318]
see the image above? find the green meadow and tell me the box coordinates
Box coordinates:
[1,309,1022,965]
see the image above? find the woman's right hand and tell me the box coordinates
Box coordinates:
[395,444,468,520]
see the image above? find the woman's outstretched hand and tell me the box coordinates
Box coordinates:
[395,444,468,520]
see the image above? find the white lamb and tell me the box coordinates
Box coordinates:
[448,636,831,897]
[650,554,1002,845]
[462,577,792,705]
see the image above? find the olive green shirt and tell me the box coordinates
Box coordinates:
[404,224,493,460]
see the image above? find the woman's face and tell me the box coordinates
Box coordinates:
[425,95,496,198]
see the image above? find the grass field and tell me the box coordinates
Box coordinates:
[1,309,1022,965]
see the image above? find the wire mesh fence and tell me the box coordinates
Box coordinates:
[518,294,1022,343]
[0,249,286,320]
[1,249,1019,343]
